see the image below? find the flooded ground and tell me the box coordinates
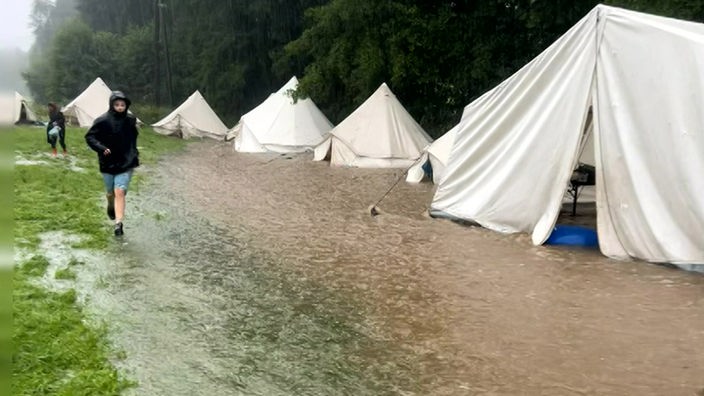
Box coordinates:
[75,140,702,395]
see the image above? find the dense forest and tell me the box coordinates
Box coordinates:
[23,0,704,136]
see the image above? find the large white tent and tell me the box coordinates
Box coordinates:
[233,76,332,153]
[431,5,704,265]
[152,90,228,140]
[0,92,37,125]
[406,123,457,184]
[62,78,112,127]
[313,83,432,168]
[407,116,597,204]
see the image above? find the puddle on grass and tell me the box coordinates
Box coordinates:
[15,151,87,172]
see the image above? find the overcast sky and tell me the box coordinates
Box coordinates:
[0,0,34,51]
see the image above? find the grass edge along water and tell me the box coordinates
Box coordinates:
[10,124,186,395]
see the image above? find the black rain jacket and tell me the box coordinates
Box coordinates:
[85,91,140,174]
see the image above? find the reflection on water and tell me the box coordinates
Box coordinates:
[75,141,702,395]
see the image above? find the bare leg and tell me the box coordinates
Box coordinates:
[114,188,126,223]
[49,136,57,156]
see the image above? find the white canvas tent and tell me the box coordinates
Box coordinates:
[406,123,457,184]
[233,76,332,153]
[313,83,432,168]
[431,5,704,265]
[0,91,37,125]
[63,78,118,127]
[407,115,597,204]
[225,119,242,142]
[152,90,228,140]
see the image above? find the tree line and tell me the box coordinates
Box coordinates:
[24,0,704,136]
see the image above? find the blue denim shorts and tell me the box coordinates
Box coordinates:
[102,170,134,193]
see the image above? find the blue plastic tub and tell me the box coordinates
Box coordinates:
[545,224,599,247]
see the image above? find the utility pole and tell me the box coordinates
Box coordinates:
[159,1,174,107]
[153,0,161,106]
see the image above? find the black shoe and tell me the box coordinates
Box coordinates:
[107,204,115,220]
[114,222,124,236]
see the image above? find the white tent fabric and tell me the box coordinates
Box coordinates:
[431,5,704,265]
[225,119,242,142]
[0,92,37,125]
[234,76,332,153]
[407,116,597,204]
[313,83,432,168]
[62,77,142,127]
[152,90,228,140]
[63,78,108,127]
[406,124,457,184]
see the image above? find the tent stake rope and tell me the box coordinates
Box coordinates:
[369,163,414,216]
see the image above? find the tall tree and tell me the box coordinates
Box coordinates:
[45,18,106,102]
[29,0,79,51]
[24,0,704,127]
[76,0,153,33]
[285,0,704,137]
[162,0,328,121]
[24,0,79,102]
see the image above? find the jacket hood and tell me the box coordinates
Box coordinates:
[109,91,132,111]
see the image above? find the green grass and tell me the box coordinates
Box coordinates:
[55,268,77,280]
[1,131,13,396]
[1,270,12,396]
[13,266,127,396]
[18,255,49,278]
[13,125,185,251]
[10,125,186,395]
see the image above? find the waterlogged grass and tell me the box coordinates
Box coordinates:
[10,125,186,395]
[13,125,185,251]
[13,264,130,395]
[68,258,84,267]
[54,267,77,280]
[18,255,49,278]
[1,131,12,396]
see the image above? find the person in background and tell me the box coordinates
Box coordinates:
[46,103,66,157]
[84,91,140,236]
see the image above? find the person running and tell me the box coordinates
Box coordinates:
[84,91,140,236]
[46,103,66,157]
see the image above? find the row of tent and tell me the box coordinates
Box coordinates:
[152,76,433,169]
[52,4,702,267]
[60,74,433,167]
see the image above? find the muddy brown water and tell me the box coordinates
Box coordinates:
[89,140,702,395]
